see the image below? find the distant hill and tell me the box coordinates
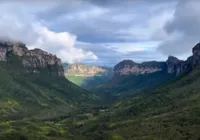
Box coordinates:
[63,63,113,90]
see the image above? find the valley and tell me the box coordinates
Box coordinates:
[0,41,200,140]
[0,0,199,139]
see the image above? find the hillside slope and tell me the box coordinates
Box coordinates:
[71,65,200,140]
[97,71,173,100]
[97,43,200,101]
[0,41,99,121]
[1,42,200,140]
[1,61,200,140]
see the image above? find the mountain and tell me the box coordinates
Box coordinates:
[64,63,113,90]
[0,41,64,76]
[114,60,167,76]
[167,43,200,75]
[62,43,200,140]
[0,41,99,121]
[97,60,172,100]
[72,64,200,140]
[1,42,200,140]
[97,43,200,101]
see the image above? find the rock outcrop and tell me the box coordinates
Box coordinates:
[65,63,113,77]
[166,56,184,75]
[166,43,200,75]
[188,43,200,68]
[0,41,28,61]
[0,41,64,76]
[114,60,166,76]
[114,43,200,77]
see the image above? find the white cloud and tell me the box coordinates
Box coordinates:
[104,41,160,54]
[0,2,98,63]
[28,24,98,63]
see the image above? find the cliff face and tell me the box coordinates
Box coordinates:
[65,63,112,77]
[114,43,200,76]
[64,63,113,90]
[0,41,28,61]
[188,43,200,69]
[167,43,200,75]
[114,60,166,76]
[0,41,64,76]
[166,56,184,75]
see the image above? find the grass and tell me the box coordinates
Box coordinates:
[66,75,111,90]
[66,76,86,87]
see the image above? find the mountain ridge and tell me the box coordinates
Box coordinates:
[114,43,200,77]
[0,40,100,121]
[97,43,200,101]
[0,41,64,77]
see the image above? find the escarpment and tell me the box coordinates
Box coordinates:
[0,41,64,76]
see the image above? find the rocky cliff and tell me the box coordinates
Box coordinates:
[114,60,166,76]
[65,63,113,77]
[166,56,184,75]
[167,43,200,75]
[114,43,200,76]
[0,41,64,76]
[64,63,113,90]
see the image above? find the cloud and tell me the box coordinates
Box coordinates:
[0,2,98,63]
[38,0,176,43]
[28,25,98,63]
[157,0,200,57]
[76,41,166,66]
[34,0,176,65]
[0,0,184,66]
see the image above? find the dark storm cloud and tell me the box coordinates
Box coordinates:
[36,0,176,43]
[157,0,200,56]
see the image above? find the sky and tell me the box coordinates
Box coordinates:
[0,0,199,66]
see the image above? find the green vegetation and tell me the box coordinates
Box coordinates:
[67,76,86,86]
[66,75,111,90]
[0,56,100,121]
[1,54,200,140]
[97,71,174,101]
[70,66,200,140]
[0,120,72,140]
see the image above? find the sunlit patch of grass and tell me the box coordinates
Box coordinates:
[111,135,125,140]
